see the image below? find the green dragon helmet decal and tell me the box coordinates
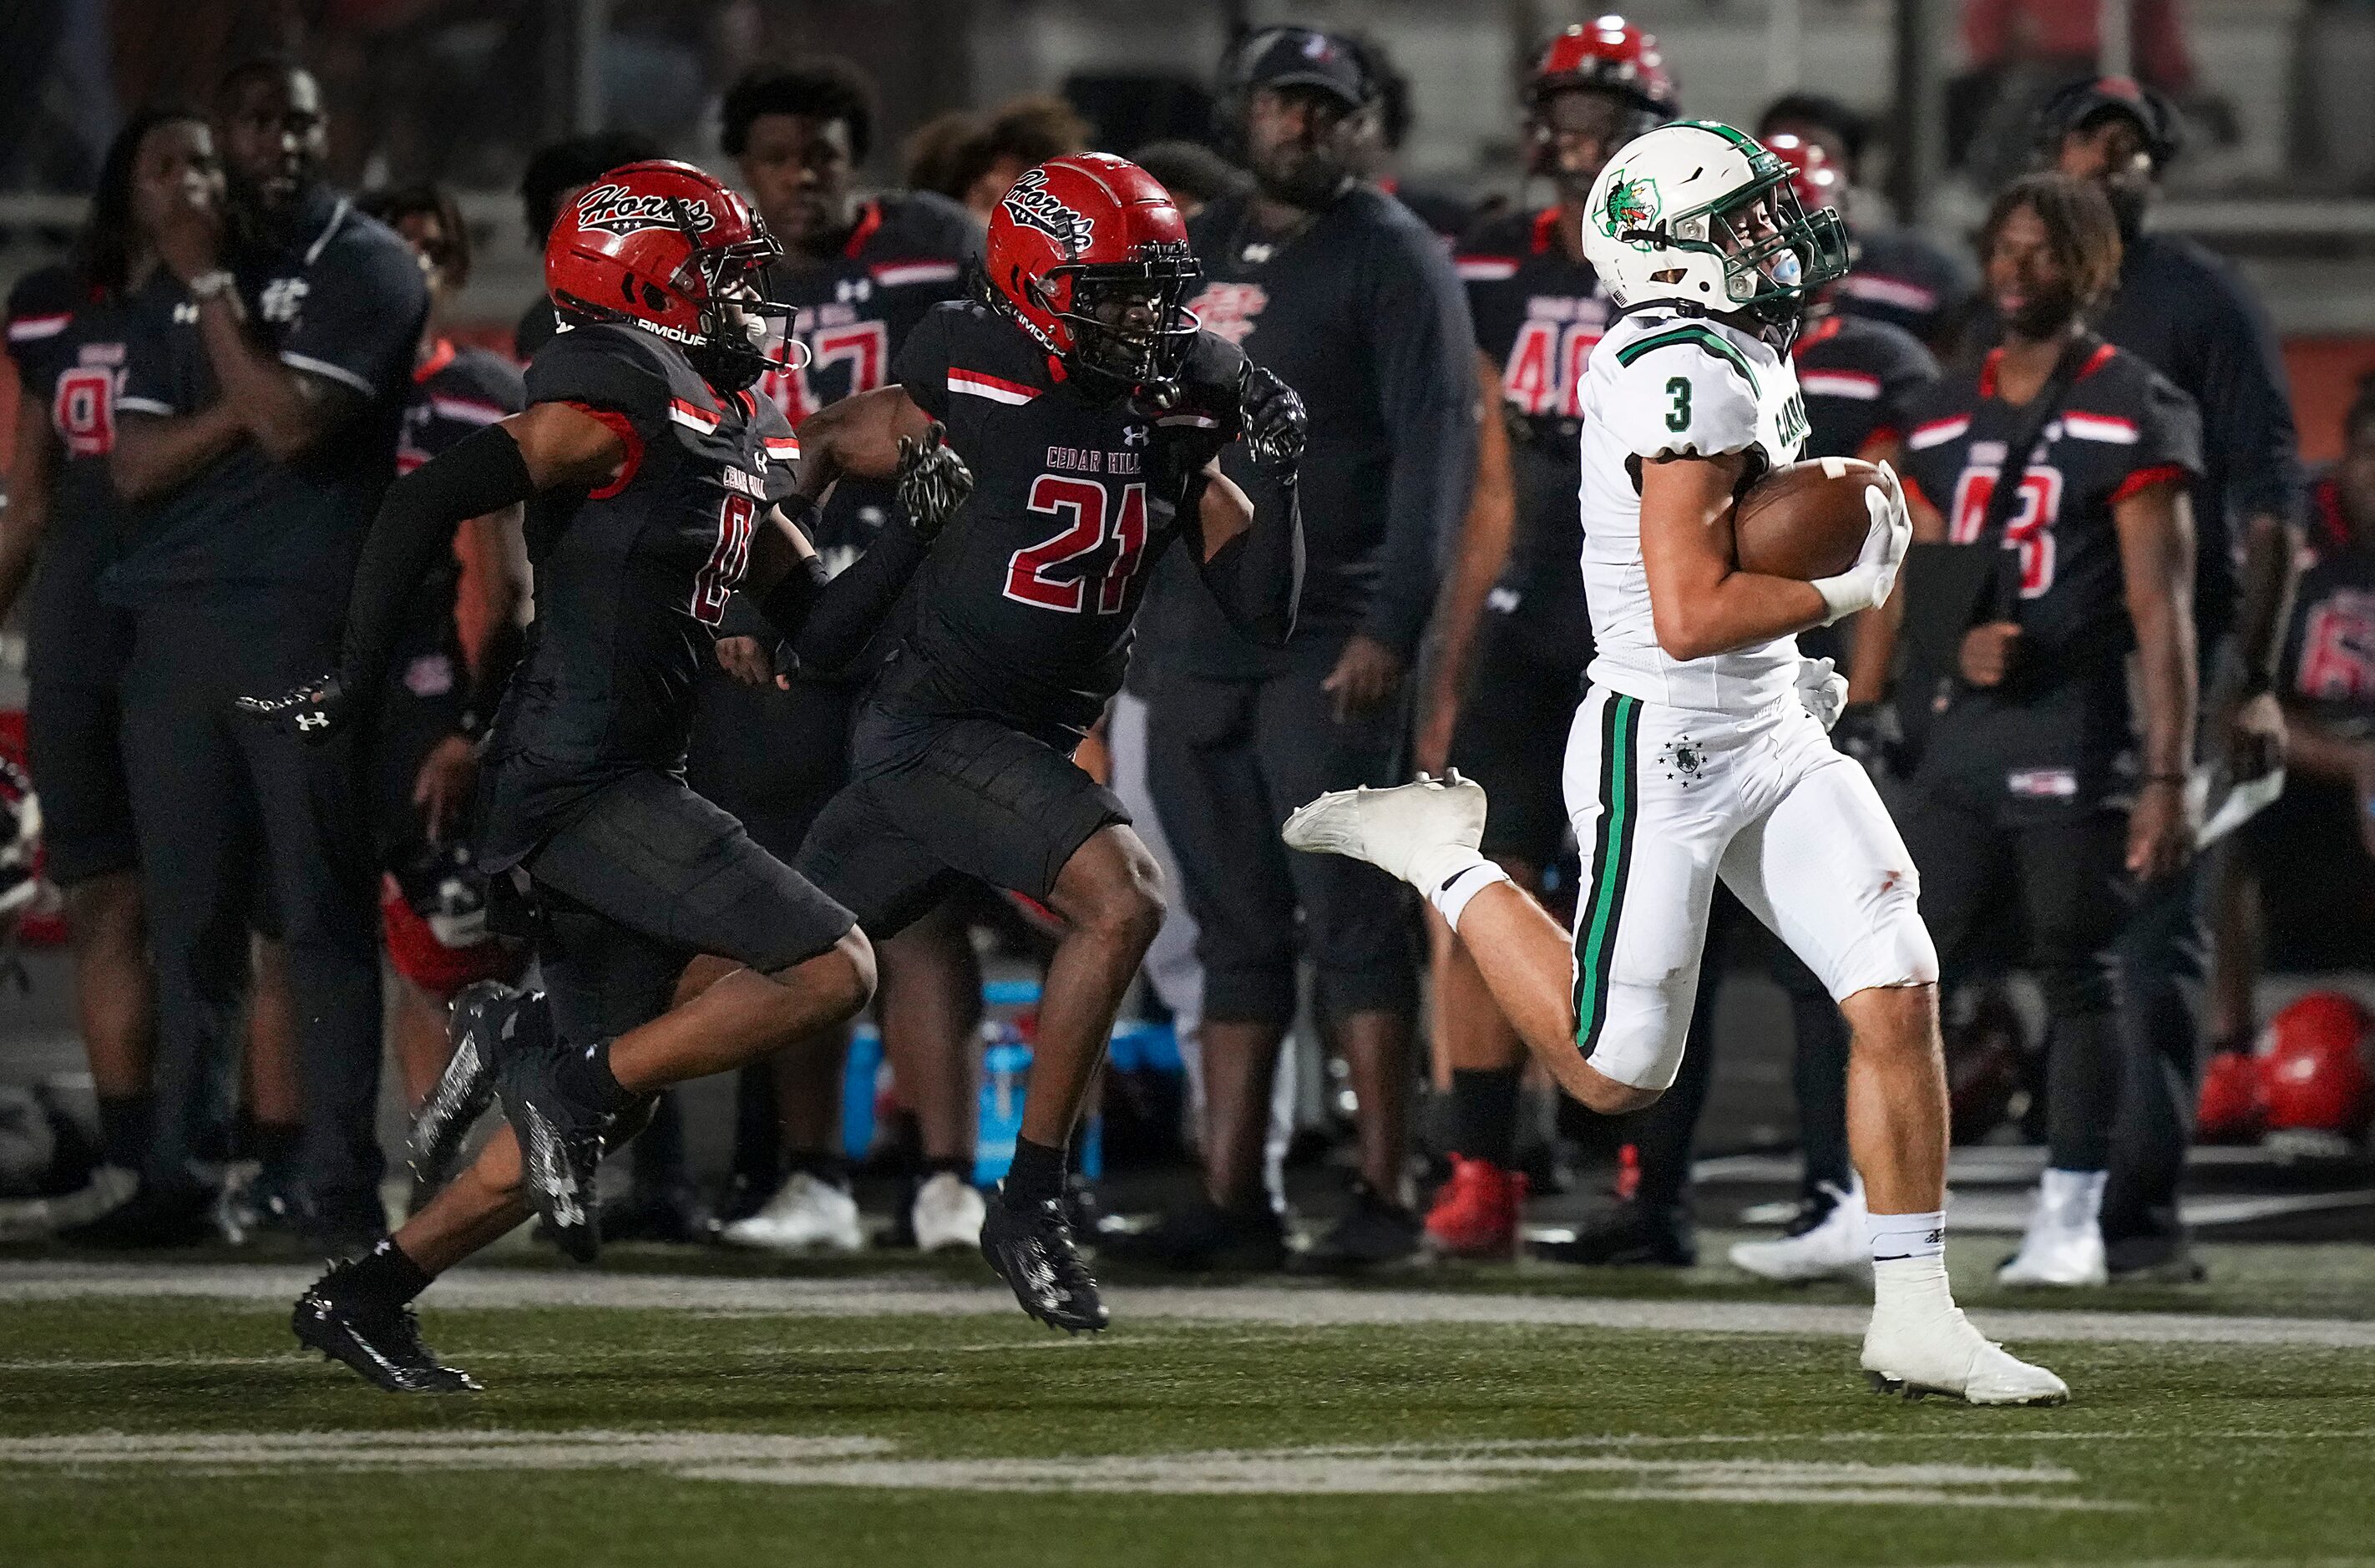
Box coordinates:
[1599,171,1660,246]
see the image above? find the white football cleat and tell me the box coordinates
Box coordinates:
[718,1171,863,1253]
[1996,1168,2109,1287]
[1729,1181,1871,1284]
[911,1171,986,1252]
[1280,772,1487,887]
[1861,1301,2069,1406]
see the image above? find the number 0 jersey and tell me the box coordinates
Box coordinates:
[1577,310,1812,714]
[482,320,801,866]
[881,300,1246,746]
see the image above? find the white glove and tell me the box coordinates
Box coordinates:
[1810,460,1912,625]
[1795,655,1849,731]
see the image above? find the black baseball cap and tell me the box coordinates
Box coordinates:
[1236,27,1371,109]
[2033,75,2183,169]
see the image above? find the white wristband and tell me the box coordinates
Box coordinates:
[1811,569,1870,626]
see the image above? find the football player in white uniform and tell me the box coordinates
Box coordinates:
[1286,121,2066,1405]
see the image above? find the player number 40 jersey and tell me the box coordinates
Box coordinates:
[1577,310,1811,714]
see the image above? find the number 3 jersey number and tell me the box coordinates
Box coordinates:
[1004,475,1149,615]
[1947,464,2066,598]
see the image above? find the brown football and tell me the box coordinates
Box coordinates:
[1729,456,1884,582]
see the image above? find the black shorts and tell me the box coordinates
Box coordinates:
[370,644,471,865]
[26,669,137,888]
[1447,606,1584,867]
[683,669,853,863]
[524,769,855,1044]
[794,702,1127,940]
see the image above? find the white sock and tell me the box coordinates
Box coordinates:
[1868,1208,1945,1266]
[1871,1252,1953,1316]
[1426,858,1510,930]
[2038,1167,2107,1227]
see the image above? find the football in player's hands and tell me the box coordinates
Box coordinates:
[1729,455,1891,582]
[236,670,352,743]
[894,421,973,537]
[1238,363,1306,476]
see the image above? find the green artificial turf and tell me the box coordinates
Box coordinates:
[4,1268,2374,1568]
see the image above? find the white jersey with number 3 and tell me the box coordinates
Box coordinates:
[1577,310,1812,713]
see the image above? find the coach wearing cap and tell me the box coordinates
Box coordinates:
[2003,77,2306,1280]
[1128,26,1475,1272]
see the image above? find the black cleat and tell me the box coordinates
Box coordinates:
[981,1190,1109,1333]
[1294,1181,1423,1273]
[292,1287,480,1393]
[410,981,544,1186]
[1100,1196,1289,1272]
[494,1037,610,1263]
[1529,1198,1698,1267]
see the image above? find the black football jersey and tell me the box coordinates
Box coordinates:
[1898,339,2201,674]
[1836,225,1975,352]
[1456,205,1608,656]
[882,300,1245,744]
[3,265,136,670]
[393,340,527,653]
[2276,479,2375,727]
[1790,310,1939,463]
[480,321,801,865]
[754,193,982,560]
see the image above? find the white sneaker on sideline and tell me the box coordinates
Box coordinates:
[911,1171,986,1252]
[0,1163,138,1242]
[717,1172,863,1253]
[1862,1298,2069,1406]
[1728,1181,1871,1283]
[1281,774,1486,886]
[1996,1168,2108,1287]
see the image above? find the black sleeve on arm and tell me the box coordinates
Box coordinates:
[1192,478,1304,647]
[2195,260,2305,529]
[339,423,536,690]
[762,517,934,673]
[457,617,524,738]
[1360,218,1479,656]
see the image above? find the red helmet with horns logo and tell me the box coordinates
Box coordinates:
[980,153,1203,389]
[544,159,798,391]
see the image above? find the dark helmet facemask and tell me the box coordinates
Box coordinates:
[1043,245,1203,390]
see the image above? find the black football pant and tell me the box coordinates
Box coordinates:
[1147,659,1420,1029]
[1900,783,2129,1171]
[121,603,385,1225]
[2102,844,2211,1264]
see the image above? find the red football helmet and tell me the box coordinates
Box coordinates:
[2194,1050,2265,1144]
[981,153,1202,388]
[2257,992,2374,1141]
[1765,133,1844,220]
[544,159,797,391]
[1530,17,1679,125]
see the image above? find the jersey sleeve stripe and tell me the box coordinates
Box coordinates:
[762,434,801,460]
[280,351,376,396]
[428,396,510,425]
[668,397,722,432]
[1157,412,1222,429]
[870,260,962,287]
[1838,274,1937,311]
[1456,256,1520,281]
[2061,412,2140,445]
[1907,415,1969,450]
[948,368,1039,405]
[1613,323,1756,385]
[2109,462,2190,505]
[567,402,646,498]
[6,313,70,341]
[115,395,176,417]
[1798,370,1882,400]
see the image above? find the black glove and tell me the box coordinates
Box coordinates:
[235,669,352,743]
[1238,363,1305,478]
[894,420,973,538]
[1832,701,1902,773]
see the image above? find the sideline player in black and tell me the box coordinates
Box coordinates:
[107,60,427,1251]
[1413,18,1674,1262]
[354,184,530,1127]
[692,60,989,1256]
[2027,78,2305,1280]
[511,131,662,360]
[1856,173,2200,1288]
[245,159,958,1391]
[0,109,213,1238]
[1128,27,1470,1272]
[1560,130,1945,1273]
[789,152,1306,1331]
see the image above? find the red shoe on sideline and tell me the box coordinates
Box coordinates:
[1423,1154,1527,1259]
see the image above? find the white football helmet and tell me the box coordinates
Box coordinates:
[1582,120,1849,325]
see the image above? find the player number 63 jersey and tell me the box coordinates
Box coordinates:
[1577,310,1810,713]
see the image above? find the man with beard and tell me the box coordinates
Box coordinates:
[693,59,989,1257]
[106,58,426,1252]
[1122,27,1474,1272]
[2015,78,2304,1282]
[1415,17,1675,1261]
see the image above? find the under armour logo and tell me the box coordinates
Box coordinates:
[835,276,873,304]
[173,303,199,325]
[1240,243,1274,265]
[1122,425,1150,448]
[260,277,308,324]
[296,710,329,731]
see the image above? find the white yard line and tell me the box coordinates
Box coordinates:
[6,1261,2375,1348]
